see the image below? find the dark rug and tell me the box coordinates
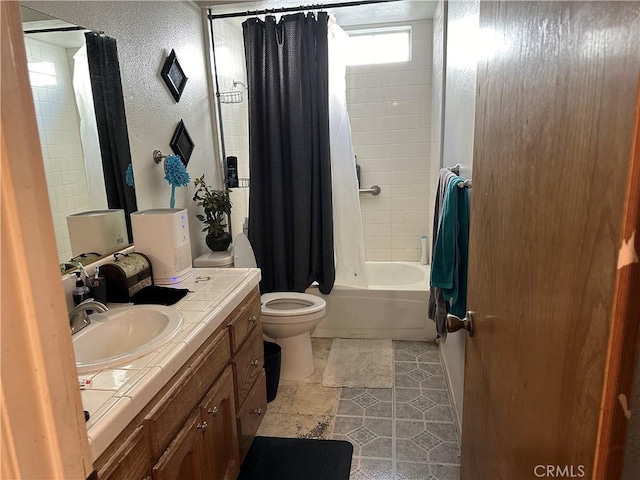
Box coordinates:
[238,436,353,480]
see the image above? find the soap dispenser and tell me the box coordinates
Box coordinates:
[72,271,90,306]
[89,265,107,305]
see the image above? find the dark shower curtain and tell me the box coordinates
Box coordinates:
[243,13,335,294]
[85,32,137,241]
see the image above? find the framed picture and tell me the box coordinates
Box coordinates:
[161,49,188,102]
[170,120,195,166]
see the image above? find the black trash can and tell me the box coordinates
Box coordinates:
[263,341,281,403]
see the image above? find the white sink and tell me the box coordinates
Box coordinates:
[73,305,184,373]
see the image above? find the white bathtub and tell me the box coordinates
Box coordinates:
[308,262,436,341]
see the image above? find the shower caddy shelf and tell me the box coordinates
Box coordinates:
[218,79,246,104]
[225,177,250,188]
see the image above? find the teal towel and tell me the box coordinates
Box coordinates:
[430,176,470,318]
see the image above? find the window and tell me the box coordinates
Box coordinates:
[345,26,411,66]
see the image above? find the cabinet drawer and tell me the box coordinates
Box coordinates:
[145,328,231,458]
[236,370,267,462]
[97,425,152,480]
[232,324,265,411]
[227,288,261,352]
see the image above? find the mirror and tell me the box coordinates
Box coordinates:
[20,6,137,270]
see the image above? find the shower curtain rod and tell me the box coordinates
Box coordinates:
[23,26,88,34]
[208,0,401,20]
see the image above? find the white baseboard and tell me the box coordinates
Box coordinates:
[438,339,463,443]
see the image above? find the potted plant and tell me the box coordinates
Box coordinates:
[193,174,232,251]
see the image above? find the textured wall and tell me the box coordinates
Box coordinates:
[438,0,480,438]
[23,0,220,257]
[346,20,434,262]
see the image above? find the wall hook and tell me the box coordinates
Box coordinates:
[153,150,169,164]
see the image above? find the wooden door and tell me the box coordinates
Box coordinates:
[98,425,152,480]
[460,2,640,478]
[152,412,207,480]
[199,366,240,480]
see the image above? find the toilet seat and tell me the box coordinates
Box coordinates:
[233,233,257,268]
[261,292,326,317]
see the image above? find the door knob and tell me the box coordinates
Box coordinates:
[446,311,474,337]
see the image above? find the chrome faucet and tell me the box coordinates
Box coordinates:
[69,298,108,335]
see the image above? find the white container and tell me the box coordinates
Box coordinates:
[131,208,192,284]
[420,235,429,265]
[67,209,128,257]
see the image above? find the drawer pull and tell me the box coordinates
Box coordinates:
[208,406,218,416]
[196,421,208,431]
[251,359,259,367]
[252,408,262,416]
[249,315,257,324]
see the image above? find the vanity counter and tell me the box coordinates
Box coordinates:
[79,267,261,461]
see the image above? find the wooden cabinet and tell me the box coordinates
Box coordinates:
[94,287,267,480]
[227,289,262,352]
[231,325,265,411]
[146,329,231,458]
[236,370,267,461]
[97,425,152,480]
[152,411,208,480]
[199,366,239,480]
[151,366,239,480]
[227,288,268,463]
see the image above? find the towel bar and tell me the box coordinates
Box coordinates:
[446,164,472,188]
[447,164,461,175]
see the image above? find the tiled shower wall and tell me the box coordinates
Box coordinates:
[211,19,250,240]
[25,37,90,262]
[347,20,436,262]
[431,2,445,201]
[213,19,437,261]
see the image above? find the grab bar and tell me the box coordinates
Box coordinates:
[359,185,381,195]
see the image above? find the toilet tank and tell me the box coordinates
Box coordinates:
[131,208,192,284]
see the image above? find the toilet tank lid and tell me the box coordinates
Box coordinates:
[193,249,233,267]
[233,233,257,268]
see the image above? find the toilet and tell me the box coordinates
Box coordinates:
[194,233,326,380]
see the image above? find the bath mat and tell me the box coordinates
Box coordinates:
[322,339,393,388]
[238,436,353,480]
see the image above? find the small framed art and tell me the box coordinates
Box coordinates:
[169,120,195,166]
[161,49,188,102]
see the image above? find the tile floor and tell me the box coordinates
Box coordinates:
[256,338,461,480]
